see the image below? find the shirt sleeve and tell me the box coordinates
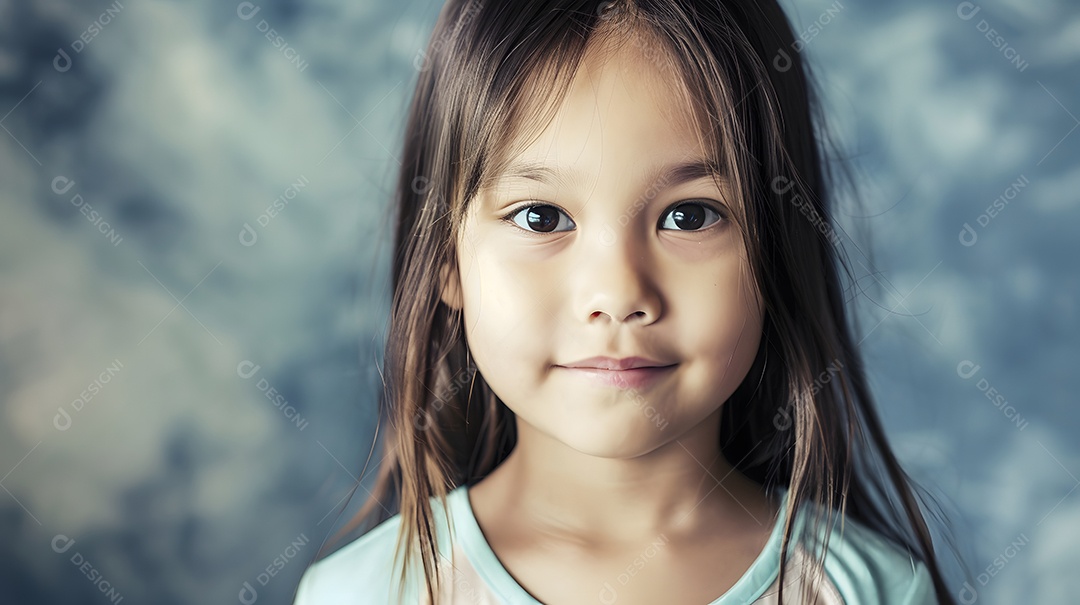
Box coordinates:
[818,515,943,605]
[286,515,410,605]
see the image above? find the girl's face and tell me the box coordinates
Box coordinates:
[442,40,764,458]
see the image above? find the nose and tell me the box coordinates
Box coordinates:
[575,228,662,326]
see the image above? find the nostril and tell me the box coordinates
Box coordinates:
[588,309,649,322]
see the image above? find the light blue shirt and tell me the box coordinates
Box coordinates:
[293,485,937,604]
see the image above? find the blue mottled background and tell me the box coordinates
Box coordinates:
[1,0,1076,603]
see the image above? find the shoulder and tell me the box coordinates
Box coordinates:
[292,513,409,605]
[802,510,938,605]
[292,491,459,605]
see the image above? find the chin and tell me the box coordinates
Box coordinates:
[550,420,673,459]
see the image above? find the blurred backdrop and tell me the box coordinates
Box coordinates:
[0,0,1076,603]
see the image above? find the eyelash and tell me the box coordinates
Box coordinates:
[499,200,730,236]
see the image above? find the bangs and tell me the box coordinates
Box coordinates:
[456,2,733,230]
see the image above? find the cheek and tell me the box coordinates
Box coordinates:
[457,242,553,386]
[459,244,527,333]
[679,256,763,370]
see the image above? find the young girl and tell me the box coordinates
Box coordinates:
[294,1,957,603]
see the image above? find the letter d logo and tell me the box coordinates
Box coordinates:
[53,48,72,72]
[52,534,76,554]
[773,48,792,72]
[237,360,261,379]
[598,582,618,605]
[239,581,258,604]
[771,175,795,195]
[958,222,978,247]
[956,2,981,21]
[239,223,258,246]
[54,408,72,431]
[237,2,261,20]
[956,360,980,379]
[52,176,75,195]
[958,580,978,604]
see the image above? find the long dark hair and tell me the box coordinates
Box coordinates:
[317,1,958,603]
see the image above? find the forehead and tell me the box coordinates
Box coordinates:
[481,29,717,191]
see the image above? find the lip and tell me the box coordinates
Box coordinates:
[555,357,677,390]
[558,356,672,370]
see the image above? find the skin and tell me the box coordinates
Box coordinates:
[439,34,779,604]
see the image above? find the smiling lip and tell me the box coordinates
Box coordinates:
[559,356,672,370]
[555,356,677,389]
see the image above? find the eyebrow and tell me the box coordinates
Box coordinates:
[485,158,726,190]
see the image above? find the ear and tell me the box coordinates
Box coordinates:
[438,261,463,311]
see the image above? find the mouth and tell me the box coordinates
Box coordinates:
[558,356,674,371]
[554,362,678,390]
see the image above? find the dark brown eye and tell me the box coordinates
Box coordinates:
[660,202,723,231]
[507,204,575,233]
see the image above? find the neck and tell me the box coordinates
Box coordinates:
[479,407,774,549]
